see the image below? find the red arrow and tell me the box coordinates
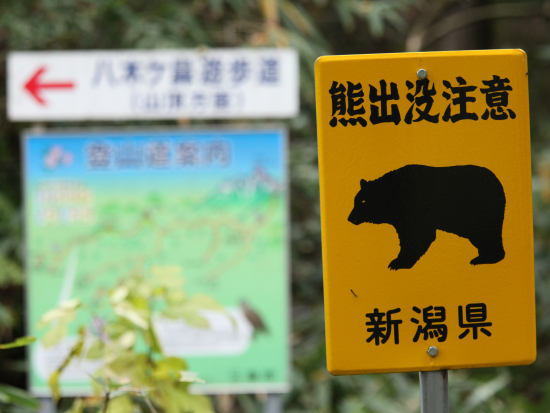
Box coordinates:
[24,67,74,105]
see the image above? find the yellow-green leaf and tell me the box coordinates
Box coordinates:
[154,357,188,380]
[117,331,136,349]
[104,319,134,339]
[86,338,104,359]
[110,286,129,304]
[66,397,84,413]
[166,290,186,306]
[182,392,215,413]
[42,320,69,348]
[106,395,133,413]
[186,294,225,311]
[162,384,215,413]
[48,327,86,401]
[90,373,108,395]
[180,309,209,328]
[0,336,36,349]
[114,304,149,329]
[0,384,40,409]
[38,300,80,329]
[48,371,61,402]
[37,308,66,328]
[128,294,148,310]
[103,342,122,364]
[59,298,81,310]
[179,371,205,383]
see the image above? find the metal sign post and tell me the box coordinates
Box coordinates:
[264,394,283,413]
[420,370,449,413]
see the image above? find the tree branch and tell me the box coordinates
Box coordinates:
[406,1,545,52]
[102,391,111,413]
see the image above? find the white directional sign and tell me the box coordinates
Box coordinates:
[8,49,299,121]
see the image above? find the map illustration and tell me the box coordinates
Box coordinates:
[24,129,289,395]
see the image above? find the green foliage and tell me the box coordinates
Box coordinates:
[0,192,27,411]
[0,336,36,349]
[0,337,39,412]
[0,193,24,339]
[0,384,41,411]
[39,267,222,413]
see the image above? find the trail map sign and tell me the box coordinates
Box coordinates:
[8,49,298,121]
[315,50,535,374]
[23,128,290,395]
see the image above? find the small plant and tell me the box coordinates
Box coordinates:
[39,266,226,413]
[0,336,40,412]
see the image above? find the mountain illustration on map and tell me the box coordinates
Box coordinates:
[31,164,285,300]
[219,165,284,197]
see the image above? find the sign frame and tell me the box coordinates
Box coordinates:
[22,125,292,395]
[8,48,299,121]
[315,49,536,375]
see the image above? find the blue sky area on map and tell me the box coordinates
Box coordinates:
[24,129,286,193]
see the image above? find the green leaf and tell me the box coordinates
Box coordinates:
[42,319,69,348]
[89,374,109,394]
[37,299,79,329]
[65,398,84,413]
[102,353,149,389]
[163,293,226,325]
[164,307,209,328]
[103,341,123,364]
[48,327,86,401]
[0,384,40,409]
[179,371,205,384]
[182,310,209,328]
[37,308,66,328]
[166,290,187,306]
[117,331,136,349]
[128,294,148,310]
[86,338,104,359]
[48,371,61,402]
[186,294,225,311]
[114,303,149,329]
[154,357,188,380]
[59,298,81,310]
[172,386,215,413]
[0,335,36,349]
[106,395,134,413]
[146,324,163,354]
[110,286,129,304]
[104,319,134,339]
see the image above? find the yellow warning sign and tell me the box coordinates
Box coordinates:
[315,50,535,374]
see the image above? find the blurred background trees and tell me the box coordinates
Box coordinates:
[2,0,550,411]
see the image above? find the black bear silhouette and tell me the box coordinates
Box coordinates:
[348,165,506,270]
